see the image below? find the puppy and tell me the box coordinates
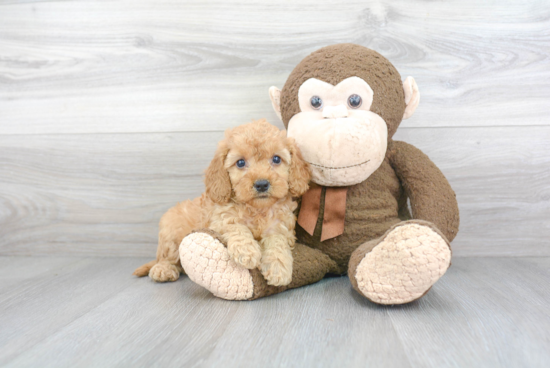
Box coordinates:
[134,119,311,286]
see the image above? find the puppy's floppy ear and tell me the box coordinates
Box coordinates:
[204,140,232,204]
[286,136,311,197]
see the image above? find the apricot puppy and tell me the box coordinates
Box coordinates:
[134,119,311,286]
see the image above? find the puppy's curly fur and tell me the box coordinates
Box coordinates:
[134,119,311,286]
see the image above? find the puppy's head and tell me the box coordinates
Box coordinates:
[205,119,311,208]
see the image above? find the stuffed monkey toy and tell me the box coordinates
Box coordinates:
[179,43,459,304]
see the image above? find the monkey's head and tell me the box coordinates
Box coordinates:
[269,43,419,187]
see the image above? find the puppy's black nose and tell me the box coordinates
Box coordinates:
[254,180,270,193]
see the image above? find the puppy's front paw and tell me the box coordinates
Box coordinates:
[228,238,262,269]
[261,251,293,286]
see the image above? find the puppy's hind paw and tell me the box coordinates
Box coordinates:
[149,262,180,282]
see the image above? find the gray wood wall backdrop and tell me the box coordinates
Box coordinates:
[0,0,549,257]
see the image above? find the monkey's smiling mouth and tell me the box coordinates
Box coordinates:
[306,159,370,170]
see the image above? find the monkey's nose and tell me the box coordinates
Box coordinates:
[254,180,270,193]
[322,104,349,119]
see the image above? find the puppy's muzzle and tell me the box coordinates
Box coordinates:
[253,179,270,193]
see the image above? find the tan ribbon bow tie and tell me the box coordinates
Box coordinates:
[297,184,348,241]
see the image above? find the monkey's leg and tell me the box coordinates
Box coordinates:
[180,230,338,300]
[348,220,451,305]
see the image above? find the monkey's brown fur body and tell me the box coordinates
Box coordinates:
[294,140,459,275]
[178,44,459,304]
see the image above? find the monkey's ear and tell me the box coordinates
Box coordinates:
[204,141,232,204]
[286,137,311,197]
[269,86,283,122]
[402,76,420,120]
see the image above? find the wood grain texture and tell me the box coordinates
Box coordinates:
[0,256,77,291]
[1,126,548,257]
[0,257,140,366]
[0,0,549,134]
[0,131,216,257]
[0,256,549,367]
[388,257,550,367]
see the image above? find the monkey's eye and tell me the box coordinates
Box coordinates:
[310,96,323,109]
[236,159,246,168]
[348,94,362,108]
[272,155,281,165]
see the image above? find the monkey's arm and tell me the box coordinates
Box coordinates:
[388,141,459,242]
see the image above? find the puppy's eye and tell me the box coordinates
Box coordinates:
[272,155,281,165]
[348,94,362,108]
[310,96,323,110]
[236,159,246,168]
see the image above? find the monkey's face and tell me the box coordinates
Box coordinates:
[285,76,387,186]
[268,44,419,188]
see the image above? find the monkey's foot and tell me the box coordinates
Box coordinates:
[349,221,451,305]
[180,230,254,300]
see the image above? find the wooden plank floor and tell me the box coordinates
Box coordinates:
[0,256,548,367]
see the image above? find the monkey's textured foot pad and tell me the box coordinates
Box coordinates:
[180,231,254,300]
[354,223,451,305]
